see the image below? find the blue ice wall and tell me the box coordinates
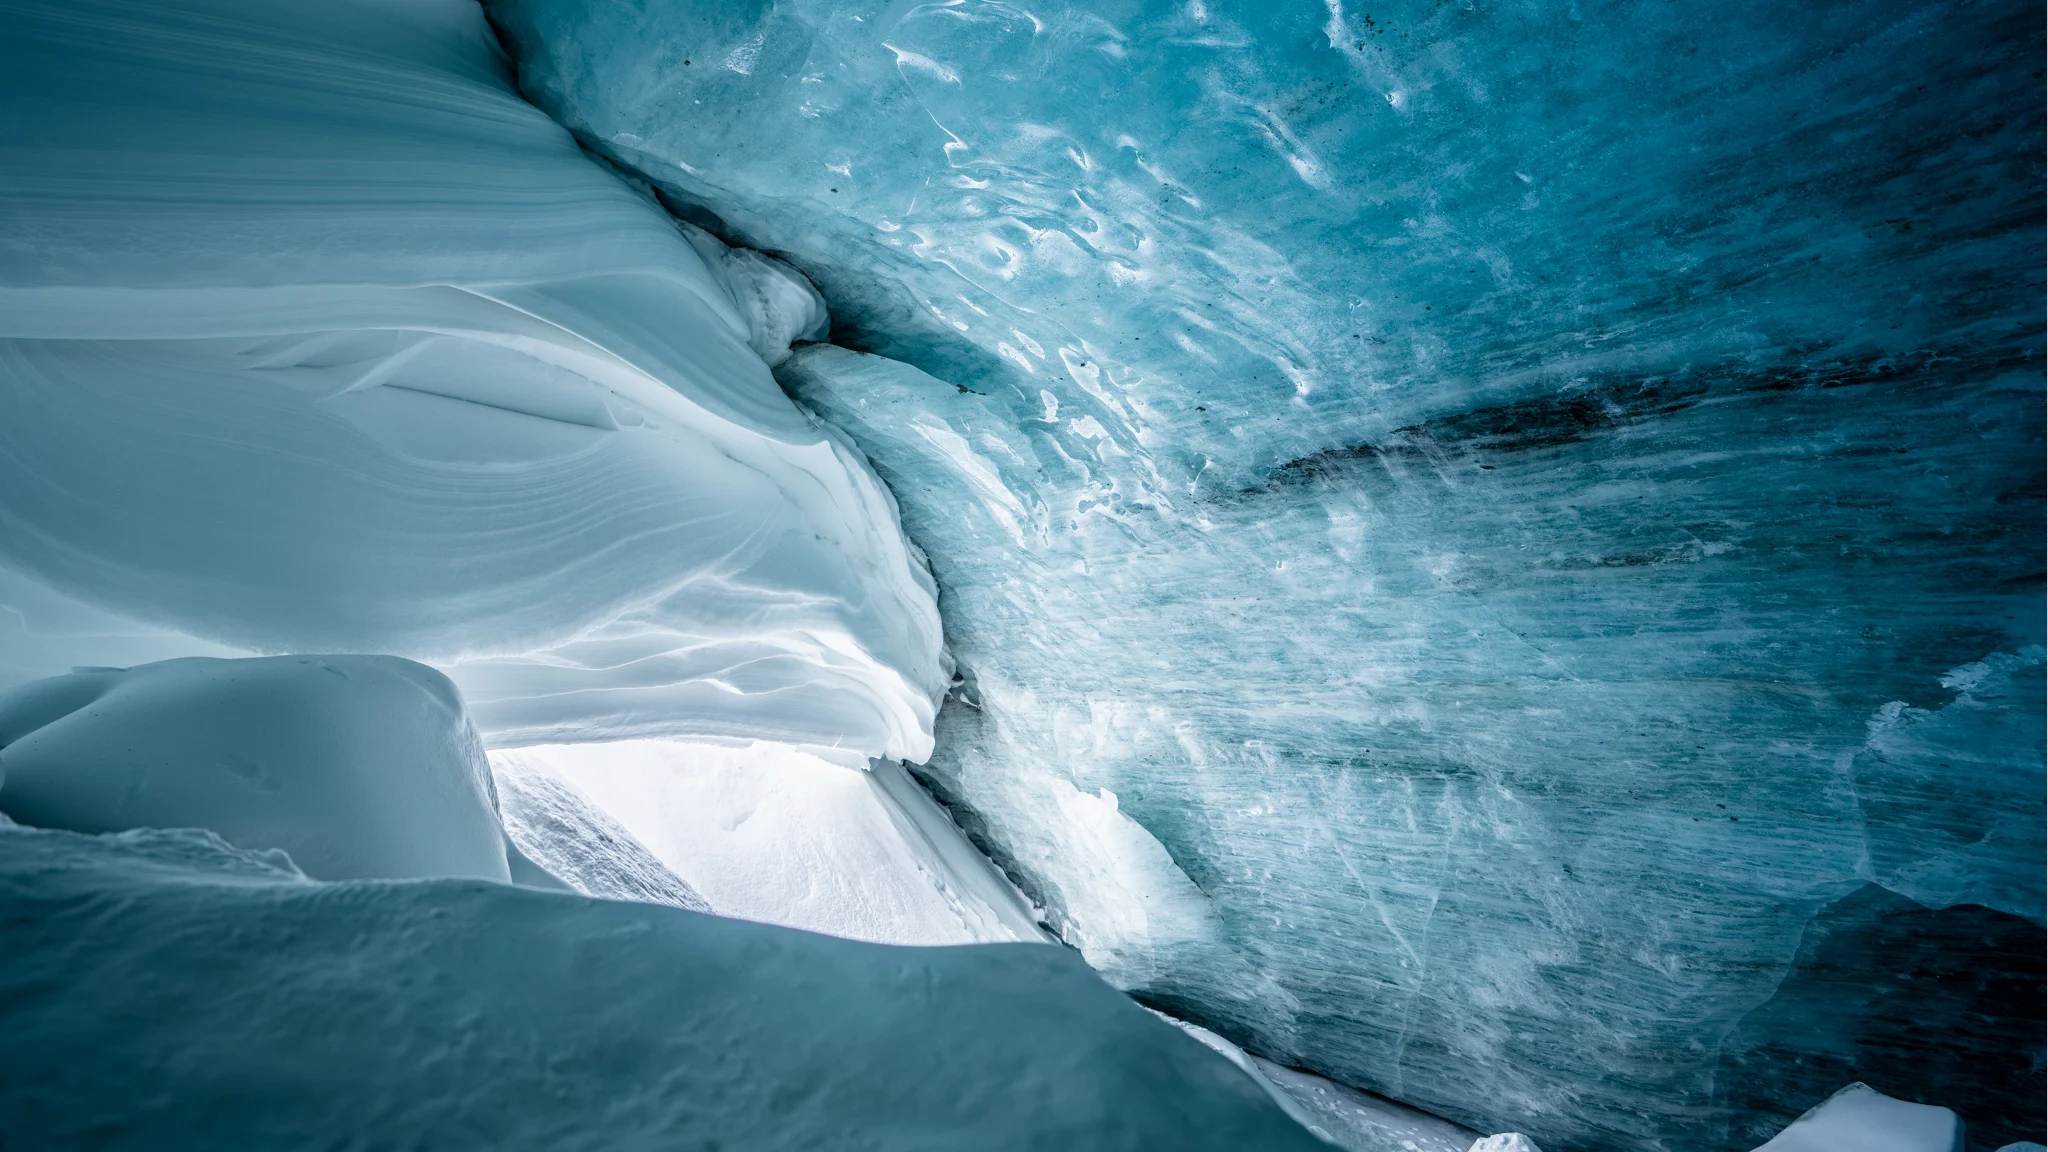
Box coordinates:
[484,1,2045,1147]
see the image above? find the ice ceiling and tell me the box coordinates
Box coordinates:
[481,0,2043,1146]
[0,0,2040,1148]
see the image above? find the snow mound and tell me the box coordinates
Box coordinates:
[0,656,508,882]
[0,822,1328,1150]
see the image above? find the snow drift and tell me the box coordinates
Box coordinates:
[0,656,508,882]
[0,0,944,762]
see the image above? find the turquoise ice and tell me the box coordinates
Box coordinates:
[486,0,2045,1146]
[0,0,2036,1146]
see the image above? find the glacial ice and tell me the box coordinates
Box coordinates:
[0,0,2036,1146]
[485,0,2046,1147]
[0,0,946,762]
[0,656,510,882]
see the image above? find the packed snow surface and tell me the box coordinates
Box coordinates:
[0,0,946,763]
[0,656,508,882]
[486,0,2046,1147]
[0,822,1329,1151]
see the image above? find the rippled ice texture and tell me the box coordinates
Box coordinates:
[489,1,2044,1147]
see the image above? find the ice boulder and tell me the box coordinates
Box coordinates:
[1751,1083,1962,1152]
[0,656,508,882]
[0,823,1329,1150]
[1470,1136,1543,1152]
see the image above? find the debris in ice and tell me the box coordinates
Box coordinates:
[675,220,832,366]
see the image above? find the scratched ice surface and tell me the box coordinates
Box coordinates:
[489,2,2045,1147]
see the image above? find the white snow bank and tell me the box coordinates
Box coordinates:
[491,753,709,910]
[0,656,507,881]
[494,740,1046,945]
[0,0,944,762]
[1248,1055,1481,1152]
[1752,1083,1962,1152]
[0,822,1328,1150]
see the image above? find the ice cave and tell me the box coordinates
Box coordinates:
[0,0,2039,1148]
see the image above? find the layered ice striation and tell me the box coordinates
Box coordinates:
[0,0,946,762]
[485,0,2046,1147]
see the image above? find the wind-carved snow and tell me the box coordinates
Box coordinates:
[0,0,945,764]
[485,1,2046,1146]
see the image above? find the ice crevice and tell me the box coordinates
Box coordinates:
[0,0,2039,1149]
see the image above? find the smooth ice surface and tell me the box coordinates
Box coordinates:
[498,739,1045,945]
[1751,1083,1961,1152]
[487,2,2045,1147]
[0,0,946,762]
[0,822,1328,1151]
[0,656,507,882]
